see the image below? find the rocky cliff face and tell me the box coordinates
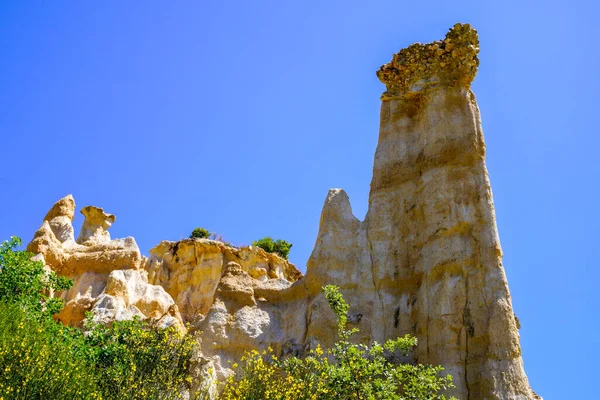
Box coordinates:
[26,23,537,400]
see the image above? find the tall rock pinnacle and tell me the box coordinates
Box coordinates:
[304,23,539,399]
[367,23,535,399]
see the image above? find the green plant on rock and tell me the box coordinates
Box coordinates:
[0,236,72,317]
[190,227,211,239]
[223,284,457,400]
[252,237,293,259]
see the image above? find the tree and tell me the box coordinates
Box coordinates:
[190,227,211,239]
[252,237,293,259]
[0,236,71,317]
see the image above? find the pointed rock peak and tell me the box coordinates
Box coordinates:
[321,189,359,225]
[377,23,479,97]
[43,194,75,222]
[77,205,116,244]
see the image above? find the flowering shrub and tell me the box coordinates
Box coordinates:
[222,285,457,400]
[221,347,333,400]
[82,316,198,400]
[0,302,100,399]
[0,237,204,400]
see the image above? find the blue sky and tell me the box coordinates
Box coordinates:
[1,1,598,398]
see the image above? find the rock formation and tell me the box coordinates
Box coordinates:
[300,23,538,399]
[146,239,302,322]
[27,195,184,330]
[192,23,539,399]
[26,23,538,400]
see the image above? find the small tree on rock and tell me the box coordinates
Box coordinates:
[252,237,293,259]
[189,227,210,239]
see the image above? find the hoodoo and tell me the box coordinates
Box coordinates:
[301,23,539,399]
[27,23,538,400]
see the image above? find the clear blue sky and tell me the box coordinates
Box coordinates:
[1,1,597,398]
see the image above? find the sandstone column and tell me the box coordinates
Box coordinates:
[366,23,536,399]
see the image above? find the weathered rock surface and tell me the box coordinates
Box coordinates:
[367,23,534,400]
[77,205,115,245]
[25,23,538,400]
[27,196,184,330]
[146,239,302,323]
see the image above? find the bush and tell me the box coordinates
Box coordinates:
[82,315,199,400]
[252,237,293,259]
[222,285,457,400]
[0,236,72,316]
[0,237,206,400]
[190,227,211,239]
[0,237,98,398]
[0,301,100,399]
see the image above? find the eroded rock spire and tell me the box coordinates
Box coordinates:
[303,23,539,399]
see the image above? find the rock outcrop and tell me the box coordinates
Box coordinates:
[146,239,302,323]
[27,196,184,330]
[27,196,302,332]
[26,23,538,400]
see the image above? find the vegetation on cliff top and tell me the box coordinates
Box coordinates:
[190,227,211,239]
[189,228,293,259]
[252,236,293,259]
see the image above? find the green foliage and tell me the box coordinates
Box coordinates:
[0,301,100,399]
[0,237,202,400]
[82,315,198,400]
[0,236,72,317]
[190,227,211,239]
[223,285,457,400]
[252,237,293,259]
[323,284,357,340]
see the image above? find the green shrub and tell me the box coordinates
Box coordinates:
[222,285,457,400]
[82,315,198,400]
[0,237,97,398]
[0,303,199,400]
[0,237,205,400]
[252,237,293,259]
[190,227,211,239]
[0,236,72,317]
[0,301,100,399]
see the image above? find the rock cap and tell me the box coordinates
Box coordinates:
[43,194,76,221]
[377,23,479,97]
[77,205,116,244]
